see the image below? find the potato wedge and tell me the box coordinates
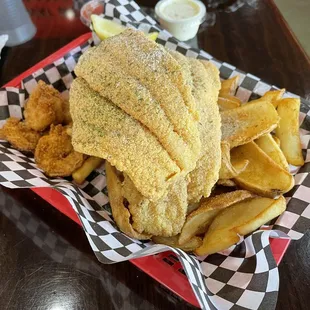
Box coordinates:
[232,160,249,174]
[195,196,286,255]
[72,156,104,184]
[236,196,286,236]
[217,179,236,187]
[266,89,285,107]
[275,98,304,166]
[218,95,241,111]
[66,126,72,136]
[221,101,279,148]
[219,76,239,96]
[179,190,254,244]
[219,141,249,179]
[196,230,240,256]
[272,135,281,146]
[255,134,289,170]
[219,141,234,179]
[231,142,294,197]
[105,162,151,240]
[250,89,285,107]
[187,202,200,214]
[153,235,202,252]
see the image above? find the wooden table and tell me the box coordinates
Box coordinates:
[0,1,309,309]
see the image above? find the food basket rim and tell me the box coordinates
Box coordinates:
[1,32,291,308]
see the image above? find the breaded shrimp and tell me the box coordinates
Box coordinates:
[24,80,66,131]
[0,117,41,152]
[35,124,84,177]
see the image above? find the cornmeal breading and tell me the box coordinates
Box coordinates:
[70,78,180,200]
[122,173,187,237]
[105,162,152,240]
[168,50,193,88]
[74,29,201,173]
[101,29,198,119]
[187,59,221,203]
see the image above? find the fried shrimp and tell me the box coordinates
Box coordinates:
[35,124,84,177]
[0,117,41,152]
[24,80,67,131]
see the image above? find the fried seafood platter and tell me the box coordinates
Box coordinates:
[1,28,304,256]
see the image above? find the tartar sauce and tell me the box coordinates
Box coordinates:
[155,0,206,41]
[162,0,200,20]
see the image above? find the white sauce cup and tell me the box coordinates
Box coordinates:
[155,0,206,41]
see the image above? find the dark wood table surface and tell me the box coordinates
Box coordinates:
[0,0,309,309]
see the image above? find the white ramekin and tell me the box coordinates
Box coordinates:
[155,0,206,41]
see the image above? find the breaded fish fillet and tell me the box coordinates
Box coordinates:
[97,29,198,118]
[122,173,187,237]
[105,162,151,240]
[74,29,201,173]
[169,50,193,88]
[187,59,222,203]
[70,78,180,200]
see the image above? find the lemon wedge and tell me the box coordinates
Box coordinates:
[91,15,158,41]
[147,32,159,41]
[91,15,125,40]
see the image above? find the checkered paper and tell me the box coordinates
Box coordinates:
[0,0,310,309]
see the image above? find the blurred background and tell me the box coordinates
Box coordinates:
[0,0,308,55]
[274,0,310,56]
[0,0,309,88]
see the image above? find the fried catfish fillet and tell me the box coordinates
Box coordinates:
[24,80,67,131]
[122,173,187,237]
[74,29,200,174]
[187,59,222,202]
[169,50,193,88]
[70,78,180,201]
[0,117,41,152]
[105,162,152,240]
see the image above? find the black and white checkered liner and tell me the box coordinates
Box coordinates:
[0,1,309,309]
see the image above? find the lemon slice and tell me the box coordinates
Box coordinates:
[147,32,159,41]
[91,15,125,40]
[91,15,158,41]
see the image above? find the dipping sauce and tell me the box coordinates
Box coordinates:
[155,0,206,41]
[162,0,200,20]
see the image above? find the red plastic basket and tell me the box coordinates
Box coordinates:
[24,0,89,38]
[3,33,291,308]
